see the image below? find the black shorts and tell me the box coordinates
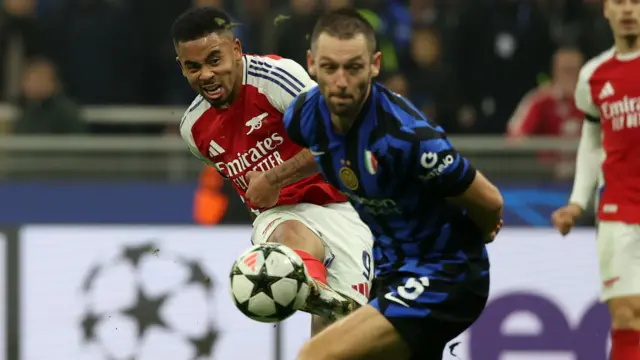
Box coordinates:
[369,263,489,359]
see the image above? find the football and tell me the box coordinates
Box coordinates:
[230,243,310,322]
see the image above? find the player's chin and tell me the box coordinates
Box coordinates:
[329,103,356,116]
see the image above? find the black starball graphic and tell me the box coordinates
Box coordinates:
[80,242,218,360]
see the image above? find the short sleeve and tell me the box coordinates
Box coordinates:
[283,91,309,148]
[260,58,317,113]
[415,134,476,197]
[575,62,601,122]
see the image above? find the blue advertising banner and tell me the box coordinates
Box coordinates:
[0,181,588,226]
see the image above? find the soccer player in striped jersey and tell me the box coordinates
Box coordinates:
[172,7,374,334]
[280,9,504,359]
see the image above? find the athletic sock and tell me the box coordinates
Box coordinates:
[610,329,640,360]
[294,250,327,284]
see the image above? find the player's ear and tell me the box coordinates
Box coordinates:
[371,51,382,78]
[307,50,317,77]
[233,39,243,61]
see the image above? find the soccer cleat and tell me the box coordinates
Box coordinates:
[299,277,361,321]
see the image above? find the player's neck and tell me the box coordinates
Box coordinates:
[615,35,640,55]
[330,114,355,134]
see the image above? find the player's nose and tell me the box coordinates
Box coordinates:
[334,69,348,88]
[199,66,216,80]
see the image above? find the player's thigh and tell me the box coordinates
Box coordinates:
[309,202,374,305]
[370,269,490,359]
[298,305,412,360]
[597,221,640,303]
[251,205,325,260]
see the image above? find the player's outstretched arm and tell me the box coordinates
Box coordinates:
[551,120,602,235]
[244,150,320,208]
[415,136,503,241]
[263,149,320,188]
[448,171,504,240]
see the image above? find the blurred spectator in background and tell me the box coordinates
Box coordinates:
[455,0,556,134]
[193,167,229,225]
[406,26,461,132]
[11,58,85,134]
[235,0,277,54]
[133,0,191,106]
[0,0,41,102]
[275,0,320,67]
[507,46,584,178]
[405,0,460,66]
[575,0,613,59]
[41,0,144,105]
[382,72,409,98]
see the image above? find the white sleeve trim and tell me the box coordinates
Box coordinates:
[568,121,602,209]
[246,56,317,113]
[574,49,614,118]
[179,96,214,165]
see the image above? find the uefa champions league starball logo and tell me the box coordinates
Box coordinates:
[79,242,218,360]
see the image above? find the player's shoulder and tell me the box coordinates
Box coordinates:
[579,48,616,83]
[373,83,445,143]
[179,95,211,142]
[282,87,323,148]
[284,87,321,127]
[243,54,312,97]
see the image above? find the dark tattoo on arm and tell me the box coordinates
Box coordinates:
[263,149,320,188]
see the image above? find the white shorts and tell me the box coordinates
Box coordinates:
[251,202,374,305]
[597,221,640,301]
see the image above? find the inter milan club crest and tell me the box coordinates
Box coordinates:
[364,150,378,175]
[339,159,359,191]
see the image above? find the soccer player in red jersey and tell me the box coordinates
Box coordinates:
[172,7,374,334]
[552,1,640,359]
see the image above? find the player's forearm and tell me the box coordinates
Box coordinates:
[263,149,320,188]
[568,121,602,211]
[449,171,503,236]
[464,202,503,236]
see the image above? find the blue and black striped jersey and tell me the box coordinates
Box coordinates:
[283,83,488,275]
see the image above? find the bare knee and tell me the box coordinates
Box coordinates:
[268,220,325,260]
[609,296,640,329]
[311,315,333,336]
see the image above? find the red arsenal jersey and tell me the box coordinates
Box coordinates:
[508,87,583,138]
[180,54,347,211]
[575,48,640,223]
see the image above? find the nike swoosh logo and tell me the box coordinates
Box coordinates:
[310,150,325,156]
[384,292,409,307]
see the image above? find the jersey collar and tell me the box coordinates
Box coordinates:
[614,48,640,61]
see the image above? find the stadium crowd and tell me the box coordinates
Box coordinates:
[0,0,612,135]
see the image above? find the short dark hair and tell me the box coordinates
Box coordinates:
[171,7,235,44]
[310,8,377,53]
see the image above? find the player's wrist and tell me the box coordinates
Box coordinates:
[263,171,284,189]
[566,203,584,218]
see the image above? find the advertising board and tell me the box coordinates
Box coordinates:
[0,233,6,360]
[19,226,274,360]
[19,226,609,360]
[0,181,589,226]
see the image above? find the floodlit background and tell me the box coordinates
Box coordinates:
[0,0,610,359]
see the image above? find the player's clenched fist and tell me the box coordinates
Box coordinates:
[551,204,583,236]
[245,171,280,208]
[485,219,503,244]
